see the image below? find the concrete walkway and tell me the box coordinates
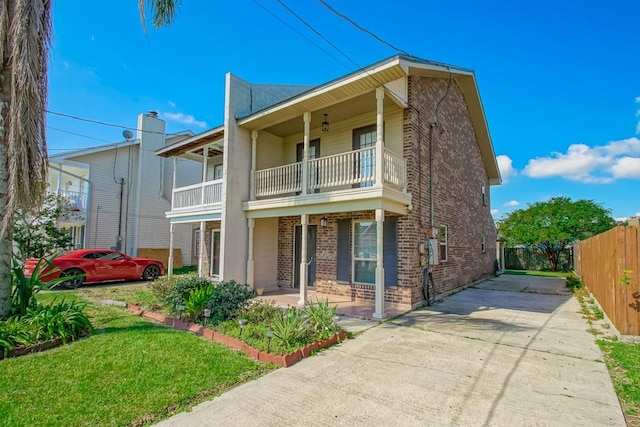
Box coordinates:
[156,275,625,427]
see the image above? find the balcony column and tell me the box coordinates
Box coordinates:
[250,131,258,201]
[168,223,175,278]
[201,146,209,206]
[247,218,255,287]
[301,112,311,195]
[56,167,63,196]
[375,87,384,187]
[171,157,177,210]
[373,208,386,319]
[198,221,206,278]
[298,214,308,306]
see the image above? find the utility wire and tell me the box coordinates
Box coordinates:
[47,126,112,143]
[318,0,412,57]
[275,0,360,70]
[251,0,352,71]
[46,110,166,135]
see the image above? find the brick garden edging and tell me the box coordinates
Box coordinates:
[0,337,65,360]
[127,304,347,367]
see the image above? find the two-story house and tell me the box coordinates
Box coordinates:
[157,55,501,318]
[49,112,202,268]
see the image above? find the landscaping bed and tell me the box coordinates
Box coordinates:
[127,303,347,367]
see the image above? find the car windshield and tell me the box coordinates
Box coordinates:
[99,252,125,261]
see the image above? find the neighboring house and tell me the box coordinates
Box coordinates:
[48,112,202,267]
[156,55,501,318]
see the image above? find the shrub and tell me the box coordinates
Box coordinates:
[148,275,174,306]
[22,299,93,344]
[11,256,67,316]
[205,280,256,324]
[566,274,584,292]
[271,307,308,350]
[164,274,214,315]
[242,300,282,324]
[184,285,215,321]
[304,299,339,340]
[0,317,34,356]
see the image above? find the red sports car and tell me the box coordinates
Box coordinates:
[23,249,164,289]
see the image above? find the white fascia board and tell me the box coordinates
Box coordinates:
[49,139,140,161]
[236,58,404,126]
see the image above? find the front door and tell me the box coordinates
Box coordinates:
[352,124,377,187]
[294,225,317,288]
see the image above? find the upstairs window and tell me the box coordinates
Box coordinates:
[481,234,486,253]
[439,225,448,262]
[482,183,486,206]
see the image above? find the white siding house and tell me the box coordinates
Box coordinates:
[48,112,201,267]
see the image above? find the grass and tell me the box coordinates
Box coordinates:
[598,340,640,426]
[173,266,197,275]
[77,282,156,307]
[0,292,274,427]
[505,269,570,278]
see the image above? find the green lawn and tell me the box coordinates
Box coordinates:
[77,282,156,307]
[0,292,274,427]
[598,340,640,426]
[505,269,570,278]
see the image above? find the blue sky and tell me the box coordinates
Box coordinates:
[47,0,640,220]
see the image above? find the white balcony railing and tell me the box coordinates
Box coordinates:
[172,179,223,211]
[255,148,406,198]
[59,190,88,214]
[255,162,302,197]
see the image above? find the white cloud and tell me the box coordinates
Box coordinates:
[612,157,640,178]
[162,112,207,128]
[615,217,629,222]
[523,137,640,183]
[636,96,640,103]
[490,209,499,216]
[168,101,176,108]
[496,155,516,183]
[503,200,519,207]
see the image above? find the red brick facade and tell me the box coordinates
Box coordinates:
[275,76,496,307]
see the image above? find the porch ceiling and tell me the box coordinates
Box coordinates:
[260,92,398,137]
[156,127,224,158]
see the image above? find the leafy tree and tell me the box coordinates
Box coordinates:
[498,197,616,271]
[14,193,81,260]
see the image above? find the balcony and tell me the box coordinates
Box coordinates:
[168,179,223,217]
[255,148,406,198]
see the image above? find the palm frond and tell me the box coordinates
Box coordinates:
[139,0,181,33]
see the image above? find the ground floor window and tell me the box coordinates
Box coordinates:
[353,221,376,284]
[210,229,220,276]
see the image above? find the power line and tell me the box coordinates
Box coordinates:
[251,0,352,71]
[318,0,412,57]
[46,110,166,135]
[47,126,112,143]
[275,0,360,70]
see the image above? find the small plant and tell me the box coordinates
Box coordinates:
[271,307,308,350]
[164,274,214,315]
[304,299,339,340]
[242,300,282,324]
[565,274,584,292]
[620,270,633,287]
[205,280,256,324]
[22,298,94,344]
[184,285,215,322]
[11,255,69,316]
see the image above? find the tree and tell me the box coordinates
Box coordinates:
[0,1,52,317]
[497,197,616,271]
[13,193,80,260]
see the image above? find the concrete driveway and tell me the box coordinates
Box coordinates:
[156,275,624,427]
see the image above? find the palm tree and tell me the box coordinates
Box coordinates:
[138,0,180,32]
[0,0,51,317]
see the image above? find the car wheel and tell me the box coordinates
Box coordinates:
[60,268,85,290]
[142,265,160,281]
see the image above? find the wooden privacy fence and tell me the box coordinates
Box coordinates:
[505,247,573,271]
[575,225,640,336]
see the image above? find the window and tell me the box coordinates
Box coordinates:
[352,125,377,188]
[352,221,377,284]
[439,225,448,262]
[194,229,200,258]
[481,234,486,253]
[213,164,223,180]
[481,183,486,206]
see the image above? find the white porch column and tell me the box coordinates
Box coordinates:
[298,214,308,306]
[373,208,386,319]
[56,167,63,196]
[171,157,177,211]
[201,146,209,206]
[250,131,258,201]
[301,112,311,195]
[375,87,385,187]
[247,218,255,287]
[198,221,206,278]
[168,223,175,278]
[500,243,506,271]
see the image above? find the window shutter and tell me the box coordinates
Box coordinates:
[384,217,398,287]
[337,219,350,282]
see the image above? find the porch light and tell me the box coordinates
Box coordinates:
[204,308,211,327]
[320,217,328,227]
[178,303,185,321]
[322,114,329,132]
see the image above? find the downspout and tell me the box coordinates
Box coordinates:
[116,178,124,250]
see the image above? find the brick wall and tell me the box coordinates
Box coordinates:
[402,76,497,305]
